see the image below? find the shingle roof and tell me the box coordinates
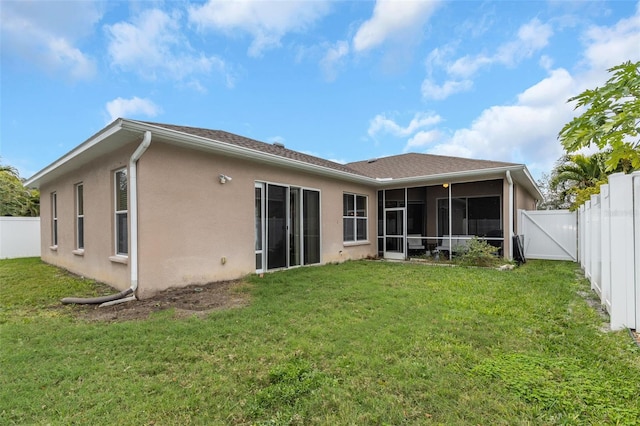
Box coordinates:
[138,121,367,176]
[139,121,520,180]
[347,153,519,179]
[25,119,540,198]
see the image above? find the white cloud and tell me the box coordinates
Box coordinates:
[447,55,493,79]
[582,3,640,73]
[368,112,442,138]
[517,68,574,106]
[421,78,473,100]
[106,97,161,123]
[188,0,331,57]
[450,18,553,78]
[321,40,350,81]
[424,5,640,179]
[352,0,440,53]
[495,18,553,66]
[427,68,577,178]
[0,1,101,79]
[403,130,442,153]
[423,18,553,100]
[106,8,233,87]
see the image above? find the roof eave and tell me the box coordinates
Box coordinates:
[121,120,375,185]
[25,119,543,201]
[375,165,517,186]
[24,119,125,188]
[375,164,543,200]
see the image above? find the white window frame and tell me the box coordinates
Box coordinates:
[114,168,128,257]
[254,180,322,273]
[51,192,58,248]
[75,183,84,251]
[343,193,368,243]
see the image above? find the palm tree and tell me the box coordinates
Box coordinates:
[549,153,608,209]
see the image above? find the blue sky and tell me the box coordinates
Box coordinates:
[2,0,639,182]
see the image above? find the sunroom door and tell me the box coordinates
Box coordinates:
[384,208,405,260]
[267,184,288,270]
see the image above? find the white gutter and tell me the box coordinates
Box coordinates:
[60,130,151,306]
[506,170,514,260]
[28,118,542,203]
[128,131,152,294]
[120,120,374,186]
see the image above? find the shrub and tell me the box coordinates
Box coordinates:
[456,237,504,267]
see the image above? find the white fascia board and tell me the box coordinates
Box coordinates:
[378,165,543,201]
[25,117,544,202]
[376,165,521,187]
[123,121,543,198]
[24,119,125,188]
[121,120,375,185]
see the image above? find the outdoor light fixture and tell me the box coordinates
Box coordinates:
[219,174,232,184]
[443,183,449,188]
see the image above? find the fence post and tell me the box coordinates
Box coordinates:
[600,184,612,313]
[584,200,592,281]
[590,194,602,297]
[578,205,584,266]
[608,172,635,330]
[633,172,640,329]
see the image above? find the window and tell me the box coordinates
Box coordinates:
[76,183,84,250]
[343,193,367,242]
[114,169,128,256]
[255,182,321,272]
[51,192,58,247]
[437,196,501,236]
[255,183,264,271]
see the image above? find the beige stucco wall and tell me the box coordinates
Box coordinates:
[39,143,137,291]
[514,183,537,235]
[39,139,377,298]
[135,142,377,297]
[37,136,539,296]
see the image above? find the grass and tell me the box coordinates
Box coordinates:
[1,257,639,425]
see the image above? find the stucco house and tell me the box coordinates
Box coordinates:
[25,119,541,299]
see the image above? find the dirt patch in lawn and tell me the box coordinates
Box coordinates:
[74,280,250,322]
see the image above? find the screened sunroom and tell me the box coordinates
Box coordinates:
[377,180,505,260]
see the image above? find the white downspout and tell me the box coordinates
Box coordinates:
[506,170,514,260]
[129,131,152,294]
[61,130,152,306]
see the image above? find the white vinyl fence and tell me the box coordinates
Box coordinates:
[0,217,41,259]
[519,210,577,261]
[578,171,640,331]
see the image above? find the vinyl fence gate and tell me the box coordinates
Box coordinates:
[518,209,577,262]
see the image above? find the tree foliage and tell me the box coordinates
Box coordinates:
[541,153,617,211]
[0,161,40,216]
[536,172,570,210]
[558,60,640,171]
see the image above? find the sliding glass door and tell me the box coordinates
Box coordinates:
[255,183,320,272]
[267,184,288,270]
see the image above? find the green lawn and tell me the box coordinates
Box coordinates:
[1,258,639,425]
